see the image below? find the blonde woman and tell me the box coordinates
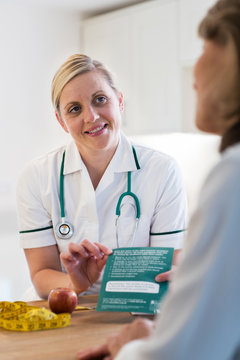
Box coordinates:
[17,54,187,300]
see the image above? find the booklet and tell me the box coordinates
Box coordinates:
[97,247,174,314]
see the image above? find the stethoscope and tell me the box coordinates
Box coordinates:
[56,151,74,239]
[56,146,141,247]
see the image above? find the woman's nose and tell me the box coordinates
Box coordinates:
[82,105,99,123]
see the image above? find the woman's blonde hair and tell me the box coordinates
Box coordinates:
[51,54,119,111]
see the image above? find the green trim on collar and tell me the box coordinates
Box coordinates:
[132,146,140,169]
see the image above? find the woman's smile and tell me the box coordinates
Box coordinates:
[84,123,108,136]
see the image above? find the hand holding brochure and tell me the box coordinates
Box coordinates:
[97,247,174,314]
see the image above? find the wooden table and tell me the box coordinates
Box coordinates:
[0,295,138,360]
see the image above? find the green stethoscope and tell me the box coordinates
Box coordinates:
[56,146,141,247]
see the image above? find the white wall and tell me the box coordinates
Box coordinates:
[0,2,81,301]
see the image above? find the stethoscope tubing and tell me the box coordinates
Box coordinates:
[56,150,74,239]
[56,147,141,245]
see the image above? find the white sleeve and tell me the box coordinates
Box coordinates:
[150,158,188,249]
[16,161,56,248]
[116,157,240,360]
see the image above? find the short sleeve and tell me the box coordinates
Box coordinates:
[150,158,188,249]
[16,161,56,249]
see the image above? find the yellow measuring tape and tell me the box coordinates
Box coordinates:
[0,301,71,332]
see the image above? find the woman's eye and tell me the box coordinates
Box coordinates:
[69,105,81,113]
[95,96,107,104]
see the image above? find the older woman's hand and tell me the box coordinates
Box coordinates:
[77,318,154,360]
[60,239,112,294]
[154,266,175,282]
[155,249,181,282]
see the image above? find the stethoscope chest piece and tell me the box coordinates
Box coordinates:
[56,220,73,239]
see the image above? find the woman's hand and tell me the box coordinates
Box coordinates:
[60,239,112,294]
[155,249,181,282]
[107,318,154,358]
[77,318,154,360]
[155,266,175,282]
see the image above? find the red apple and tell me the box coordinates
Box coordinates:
[48,288,78,314]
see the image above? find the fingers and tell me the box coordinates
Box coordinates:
[93,242,112,269]
[107,334,120,358]
[155,269,173,282]
[155,250,180,282]
[172,249,181,265]
[129,318,154,338]
[107,319,154,358]
[68,240,108,261]
[94,242,112,256]
[77,343,109,359]
[60,251,76,265]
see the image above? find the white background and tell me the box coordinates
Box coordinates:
[0,2,80,300]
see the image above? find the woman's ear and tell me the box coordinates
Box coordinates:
[119,92,124,112]
[55,110,69,134]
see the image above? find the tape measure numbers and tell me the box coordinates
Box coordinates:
[0,301,71,332]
